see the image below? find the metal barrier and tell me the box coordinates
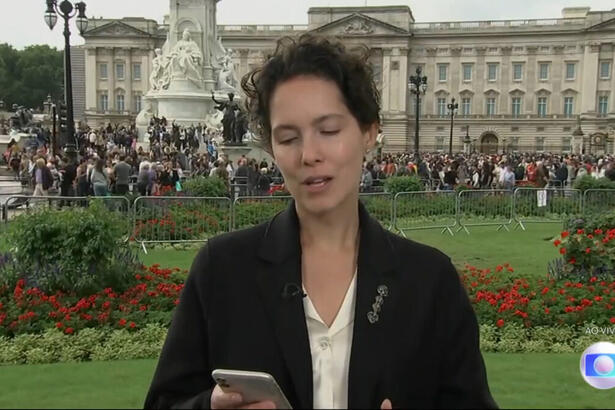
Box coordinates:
[513,188,582,230]
[393,191,457,236]
[232,196,293,231]
[133,196,232,253]
[2,196,132,235]
[583,189,615,216]
[456,189,514,234]
[359,192,393,230]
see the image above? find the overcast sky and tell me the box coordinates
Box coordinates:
[1,0,614,49]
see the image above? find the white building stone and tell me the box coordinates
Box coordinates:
[78,5,615,154]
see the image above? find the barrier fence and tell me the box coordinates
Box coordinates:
[132,196,232,253]
[393,191,457,236]
[232,196,292,231]
[3,189,615,247]
[583,189,615,216]
[456,189,514,234]
[512,188,582,230]
[359,192,393,230]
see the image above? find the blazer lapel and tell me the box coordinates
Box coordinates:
[255,199,313,409]
[348,202,400,409]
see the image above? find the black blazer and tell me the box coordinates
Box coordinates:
[144,200,498,409]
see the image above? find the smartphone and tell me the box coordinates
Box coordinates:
[211,369,293,409]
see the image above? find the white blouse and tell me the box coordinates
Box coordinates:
[302,271,357,409]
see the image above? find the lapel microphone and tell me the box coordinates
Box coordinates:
[281,283,307,300]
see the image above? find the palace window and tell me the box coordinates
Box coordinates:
[537,97,548,117]
[487,63,498,81]
[486,98,496,116]
[99,93,108,111]
[565,62,576,80]
[539,63,549,80]
[598,96,609,117]
[116,94,125,112]
[462,64,472,81]
[513,64,523,81]
[99,63,108,80]
[511,97,522,117]
[461,97,471,117]
[116,63,125,80]
[133,63,142,81]
[600,61,611,80]
[438,64,448,82]
[437,98,447,117]
[564,97,574,118]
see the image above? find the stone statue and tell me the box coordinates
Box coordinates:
[216,49,238,92]
[150,48,170,91]
[168,29,203,88]
[204,106,223,131]
[211,91,243,145]
[136,99,154,127]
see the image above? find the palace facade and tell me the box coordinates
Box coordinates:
[78,5,615,154]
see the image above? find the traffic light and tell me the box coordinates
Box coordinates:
[58,103,68,137]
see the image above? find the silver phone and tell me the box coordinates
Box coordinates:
[211,369,293,409]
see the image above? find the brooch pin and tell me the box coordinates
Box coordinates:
[367,285,389,324]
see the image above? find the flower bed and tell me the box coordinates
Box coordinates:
[462,263,615,329]
[0,265,186,338]
[2,260,615,364]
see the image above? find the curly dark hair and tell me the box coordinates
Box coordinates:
[241,34,381,154]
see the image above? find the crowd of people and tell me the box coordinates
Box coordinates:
[4,120,615,199]
[360,151,615,192]
[3,120,284,199]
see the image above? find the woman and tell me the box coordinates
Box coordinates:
[90,158,109,197]
[145,35,496,409]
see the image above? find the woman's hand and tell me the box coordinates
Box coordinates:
[211,385,276,409]
[381,398,393,409]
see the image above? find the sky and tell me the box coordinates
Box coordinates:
[1,0,614,49]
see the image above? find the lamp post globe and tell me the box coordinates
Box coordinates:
[447,98,459,156]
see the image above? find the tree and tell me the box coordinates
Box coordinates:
[0,43,63,110]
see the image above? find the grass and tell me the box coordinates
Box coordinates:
[136,222,563,277]
[0,354,613,409]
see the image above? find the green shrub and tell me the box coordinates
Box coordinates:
[0,324,167,365]
[565,210,615,233]
[573,175,615,192]
[384,176,425,194]
[182,177,228,198]
[2,201,140,296]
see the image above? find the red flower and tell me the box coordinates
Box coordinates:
[560,247,567,255]
[595,229,603,235]
[55,322,63,329]
[118,318,127,327]
[610,318,615,324]
[135,274,142,280]
[595,296,603,302]
[590,276,598,283]
[544,308,550,314]
[507,267,514,272]
[561,231,569,238]
[541,287,550,295]
[496,265,503,272]
[569,258,576,265]
[129,322,136,329]
[64,327,74,335]
[553,239,562,247]
[585,248,591,254]
[496,319,505,328]
[577,229,585,235]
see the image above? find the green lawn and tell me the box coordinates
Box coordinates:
[0,354,613,409]
[138,223,562,277]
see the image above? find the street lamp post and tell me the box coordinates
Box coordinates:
[447,97,458,156]
[463,125,471,155]
[44,0,88,150]
[408,67,428,162]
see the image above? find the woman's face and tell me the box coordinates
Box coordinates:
[269,75,377,214]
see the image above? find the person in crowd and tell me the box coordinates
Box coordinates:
[144,34,497,410]
[90,158,110,197]
[113,154,132,195]
[31,157,53,197]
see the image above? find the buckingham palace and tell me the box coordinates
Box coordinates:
[74,4,615,154]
